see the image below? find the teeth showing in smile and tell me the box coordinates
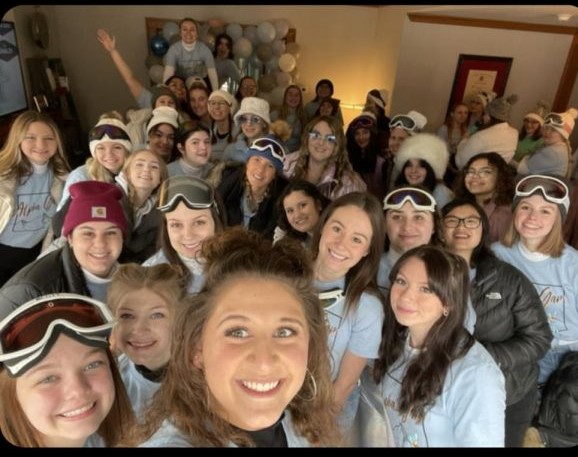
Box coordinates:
[329,249,346,260]
[61,402,94,417]
[242,380,279,392]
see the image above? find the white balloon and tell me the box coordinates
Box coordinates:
[257,21,276,44]
[148,64,164,84]
[265,56,279,72]
[285,42,301,59]
[271,39,286,57]
[233,37,253,59]
[162,21,180,42]
[274,19,290,40]
[243,25,259,45]
[256,43,273,62]
[226,23,243,41]
[270,86,286,108]
[276,71,292,88]
[278,53,296,73]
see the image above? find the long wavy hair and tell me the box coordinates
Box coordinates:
[277,85,308,129]
[120,148,168,208]
[373,245,474,422]
[311,192,386,316]
[0,110,69,180]
[123,227,340,446]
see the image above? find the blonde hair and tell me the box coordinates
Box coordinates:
[120,149,168,206]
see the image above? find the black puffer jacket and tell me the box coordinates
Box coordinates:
[471,255,553,405]
[0,244,89,320]
[217,163,288,241]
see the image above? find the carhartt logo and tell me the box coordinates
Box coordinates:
[91,206,107,218]
[486,292,502,299]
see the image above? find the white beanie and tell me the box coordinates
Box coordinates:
[146,106,179,136]
[88,117,132,157]
[406,110,428,135]
[233,96,271,126]
[544,108,578,140]
[209,89,238,115]
[524,100,551,126]
[394,133,449,180]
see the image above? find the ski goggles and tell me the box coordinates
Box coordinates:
[349,115,375,131]
[389,114,416,132]
[157,175,216,213]
[383,187,436,212]
[89,124,131,142]
[543,113,564,128]
[515,175,569,210]
[249,137,287,163]
[0,293,115,377]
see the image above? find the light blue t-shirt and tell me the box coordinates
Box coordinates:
[57,165,90,210]
[143,249,205,294]
[376,336,505,447]
[222,136,249,164]
[164,41,215,80]
[117,353,161,418]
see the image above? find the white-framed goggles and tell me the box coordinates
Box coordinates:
[383,187,437,212]
[515,174,569,212]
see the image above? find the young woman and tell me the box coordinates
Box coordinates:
[234,75,258,103]
[304,78,344,125]
[362,88,391,157]
[143,175,225,294]
[310,192,386,437]
[454,152,515,243]
[393,133,454,208]
[465,90,495,134]
[122,227,340,447]
[144,106,179,163]
[511,100,549,169]
[207,89,237,161]
[187,80,212,128]
[283,115,366,200]
[0,293,135,447]
[492,175,578,387]
[273,179,331,247]
[218,135,288,240]
[58,111,131,210]
[442,198,552,447]
[367,245,505,446]
[168,123,217,179]
[271,84,308,153]
[212,32,241,89]
[107,263,187,417]
[0,110,69,286]
[437,102,469,156]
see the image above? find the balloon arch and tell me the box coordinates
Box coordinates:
[145,17,301,109]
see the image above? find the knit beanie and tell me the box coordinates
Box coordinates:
[209,89,238,114]
[394,133,449,180]
[486,94,518,122]
[472,90,496,108]
[524,100,551,126]
[62,181,128,237]
[186,76,208,91]
[233,97,271,126]
[544,108,578,140]
[315,79,334,96]
[146,106,179,136]
[246,134,287,174]
[151,85,178,109]
[367,89,388,110]
[88,117,132,157]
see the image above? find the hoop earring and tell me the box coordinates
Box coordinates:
[296,368,318,402]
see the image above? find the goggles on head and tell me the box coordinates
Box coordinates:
[515,175,569,208]
[543,113,564,128]
[249,137,287,163]
[0,293,115,377]
[89,124,131,143]
[383,187,437,212]
[389,114,416,132]
[350,116,375,131]
[157,175,216,213]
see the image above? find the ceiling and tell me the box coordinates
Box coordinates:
[382,5,578,28]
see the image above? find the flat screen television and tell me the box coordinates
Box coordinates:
[0,21,29,119]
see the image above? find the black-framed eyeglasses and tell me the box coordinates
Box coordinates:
[443,216,481,229]
[308,130,337,145]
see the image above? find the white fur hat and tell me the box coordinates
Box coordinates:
[394,133,449,180]
[146,106,179,136]
[209,89,238,115]
[233,96,271,126]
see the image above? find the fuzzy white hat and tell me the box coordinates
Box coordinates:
[394,133,449,180]
[233,96,271,126]
[544,108,578,140]
[209,89,238,114]
[146,106,179,136]
[524,100,551,126]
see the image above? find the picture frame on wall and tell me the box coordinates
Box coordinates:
[446,54,513,119]
[0,20,29,119]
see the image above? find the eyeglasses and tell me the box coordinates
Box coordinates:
[515,175,569,206]
[250,137,287,162]
[157,175,215,213]
[89,124,131,142]
[208,100,230,108]
[308,130,337,145]
[238,115,262,125]
[443,216,481,229]
[544,113,564,128]
[464,167,495,178]
[389,114,416,132]
[383,187,436,212]
[0,293,115,377]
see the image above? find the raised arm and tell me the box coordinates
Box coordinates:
[97,28,145,101]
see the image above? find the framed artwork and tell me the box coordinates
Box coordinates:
[445,54,513,119]
[0,21,28,119]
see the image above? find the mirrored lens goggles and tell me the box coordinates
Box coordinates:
[389,115,416,131]
[250,137,286,162]
[0,293,115,377]
[350,116,375,131]
[157,176,215,213]
[383,187,436,212]
[515,175,569,205]
[89,124,131,142]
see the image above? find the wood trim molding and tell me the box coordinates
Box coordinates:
[553,32,578,111]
